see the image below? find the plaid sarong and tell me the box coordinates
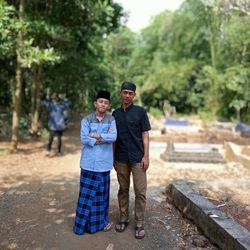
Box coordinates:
[73,169,110,235]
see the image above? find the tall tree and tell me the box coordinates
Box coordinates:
[1,0,123,148]
[10,0,24,151]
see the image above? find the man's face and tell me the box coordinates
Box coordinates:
[94,98,110,114]
[120,89,136,106]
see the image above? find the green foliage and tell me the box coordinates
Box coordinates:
[242,114,250,124]
[104,27,137,107]
[41,128,49,140]
[19,116,30,130]
[0,0,124,118]
[0,3,18,57]
[220,65,250,119]
[124,0,250,121]
[22,47,61,68]
[198,110,217,122]
[141,59,200,113]
[149,107,162,118]
[0,149,7,156]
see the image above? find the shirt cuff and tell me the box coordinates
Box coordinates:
[88,137,97,147]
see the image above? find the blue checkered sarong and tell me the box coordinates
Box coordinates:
[73,169,110,235]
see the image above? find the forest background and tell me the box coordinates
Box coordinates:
[0,0,249,151]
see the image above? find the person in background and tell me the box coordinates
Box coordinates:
[59,93,71,128]
[112,81,151,239]
[43,92,70,156]
[73,90,117,235]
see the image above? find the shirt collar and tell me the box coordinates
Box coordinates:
[94,112,106,122]
[121,103,134,112]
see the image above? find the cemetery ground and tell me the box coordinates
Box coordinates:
[0,118,250,250]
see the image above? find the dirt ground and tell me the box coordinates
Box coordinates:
[0,121,249,249]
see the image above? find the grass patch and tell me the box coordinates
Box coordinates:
[0,149,7,156]
[41,128,49,140]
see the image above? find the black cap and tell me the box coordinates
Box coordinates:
[96,90,110,101]
[121,81,136,92]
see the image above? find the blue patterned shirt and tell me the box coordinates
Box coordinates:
[43,98,71,131]
[80,112,117,172]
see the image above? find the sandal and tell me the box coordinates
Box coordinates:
[104,222,113,232]
[135,226,145,239]
[115,221,129,232]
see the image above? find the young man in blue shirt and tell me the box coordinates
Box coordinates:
[113,82,151,239]
[73,90,117,235]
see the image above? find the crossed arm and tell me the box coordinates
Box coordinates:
[81,119,117,146]
[89,129,113,145]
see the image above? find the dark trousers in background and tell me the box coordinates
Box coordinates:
[47,130,63,153]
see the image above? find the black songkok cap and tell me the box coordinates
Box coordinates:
[121,81,136,92]
[96,90,110,101]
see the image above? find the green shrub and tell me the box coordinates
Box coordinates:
[0,149,7,156]
[41,128,49,140]
[242,114,250,124]
[149,107,162,118]
[19,116,30,130]
[198,110,216,122]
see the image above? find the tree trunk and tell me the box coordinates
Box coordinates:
[30,65,42,135]
[10,0,24,151]
[236,108,241,121]
[10,51,22,151]
[84,88,89,112]
[209,29,216,70]
[241,44,247,64]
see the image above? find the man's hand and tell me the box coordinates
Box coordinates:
[113,161,117,170]
[95,140,103,145]
[140,156,149,171]
[89,133,101,139]
[88,133,103,145]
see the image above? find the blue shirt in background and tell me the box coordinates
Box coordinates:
[80,112,117,172]
[43,98,70,131]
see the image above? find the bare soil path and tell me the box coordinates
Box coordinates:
[2,120,247,250]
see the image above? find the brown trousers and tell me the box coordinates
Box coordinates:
[115,162,147,224]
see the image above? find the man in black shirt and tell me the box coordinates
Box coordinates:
[113,81,151,239]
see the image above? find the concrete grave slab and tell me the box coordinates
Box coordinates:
[168,180,250,250]
[161,142,226,163]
